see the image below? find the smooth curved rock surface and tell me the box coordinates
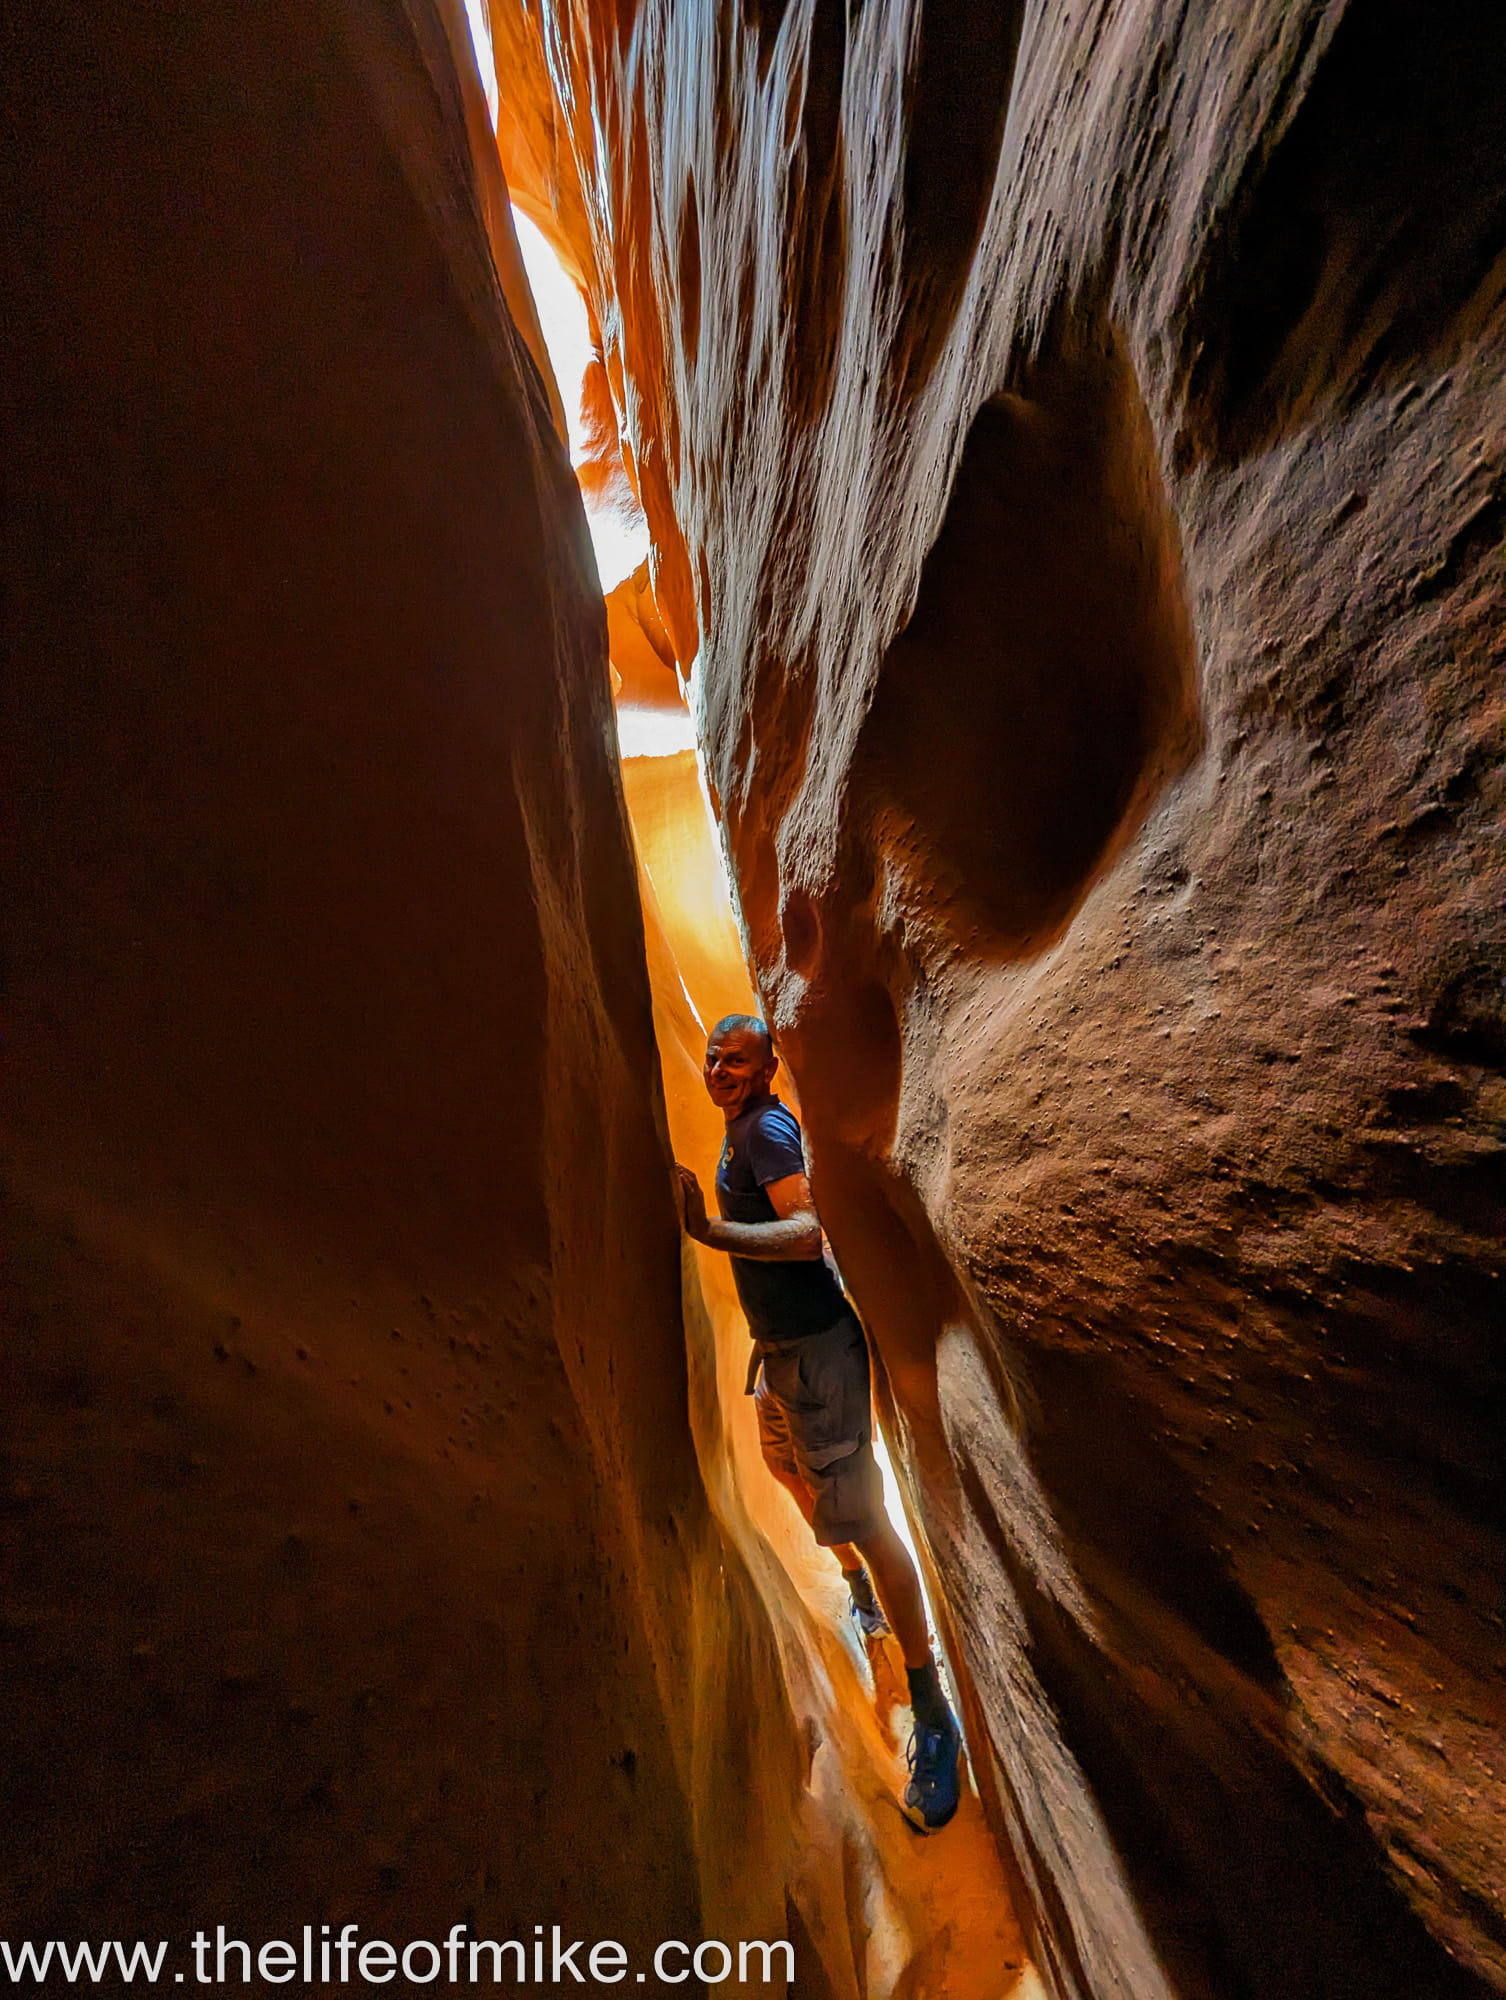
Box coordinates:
[486,2,1506,1995]
[4,0,804,1966]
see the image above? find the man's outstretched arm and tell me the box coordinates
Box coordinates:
[675,1165,824,1261]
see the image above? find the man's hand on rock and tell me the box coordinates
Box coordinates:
[674,1163,709,1242]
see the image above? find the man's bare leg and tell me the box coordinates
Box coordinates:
[852,1518,932,1671]
[856,1515,962,1830]
[768,1454,959,1822]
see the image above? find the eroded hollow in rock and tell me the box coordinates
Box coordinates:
[854,333,1202,963]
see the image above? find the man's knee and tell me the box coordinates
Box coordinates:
[851,1515,905,1565]
[852,1520,900,1552]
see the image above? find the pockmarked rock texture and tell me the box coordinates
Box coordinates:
[4,0,809,1967]
[489,2,1506,1996]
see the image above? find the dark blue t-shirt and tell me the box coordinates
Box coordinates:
[715,1094,850,1342]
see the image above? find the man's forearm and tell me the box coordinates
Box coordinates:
[699,1214,824,1261]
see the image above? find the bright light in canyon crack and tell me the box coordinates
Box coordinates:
[508,211,592,458]
[460,0,651,594]
[510,211,652,595]
[461,0,498,128]
[612,706,698,758]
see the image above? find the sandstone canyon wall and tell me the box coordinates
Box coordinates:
[5,0,815,1972]
[484,2,1506,1997]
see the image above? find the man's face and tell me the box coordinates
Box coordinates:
[703,1028,776,1119]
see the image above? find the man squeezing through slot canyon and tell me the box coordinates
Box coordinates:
[674,1016,963,1832]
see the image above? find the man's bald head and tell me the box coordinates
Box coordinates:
[703,1016,777,1120]
[710,1014,772,1059]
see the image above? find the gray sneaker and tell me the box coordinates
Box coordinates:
[845,1567,891,1640]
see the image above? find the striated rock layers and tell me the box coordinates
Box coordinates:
[4,0,811,1969]
[489,2,1506,1997]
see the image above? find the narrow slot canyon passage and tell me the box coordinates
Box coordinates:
[7,4,1504,2000]
[507,195,1036,1999]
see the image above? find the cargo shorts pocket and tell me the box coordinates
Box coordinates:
[806,1443,887,1547]
[783,1314,871,1474]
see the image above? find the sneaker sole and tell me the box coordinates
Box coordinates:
[901,1795,960,1834]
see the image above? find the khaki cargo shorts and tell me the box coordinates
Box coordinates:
[753,1311,887,1547]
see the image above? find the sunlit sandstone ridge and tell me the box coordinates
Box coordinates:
[484,2,1506,1997]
